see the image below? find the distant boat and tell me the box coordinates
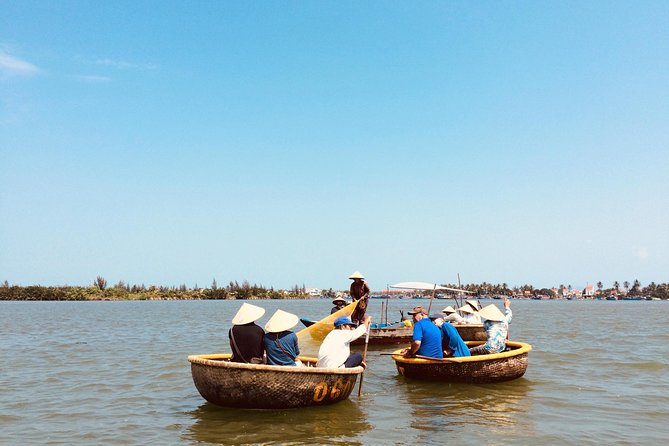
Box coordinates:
[350,323,486,346]
[621,297,644,301]
[606,296,617,300]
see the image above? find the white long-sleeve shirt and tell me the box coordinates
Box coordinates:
[316,325,367,368]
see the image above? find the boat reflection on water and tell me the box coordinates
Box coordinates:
[398,377,536,439]
[183,398,371,445]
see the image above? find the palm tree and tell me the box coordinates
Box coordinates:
[631,279,641,295]
[613,281,620,294]
[623,281,630,294]
[597,281,603,295]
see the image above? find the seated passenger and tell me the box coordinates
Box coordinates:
[458,305,482,324]
[441,305,465,324]
[429,313,471,357]
[317,316,371,368]
[330,297,347,314]
[469,298,513,355]
[263,309,301,366]
[401,306,443,359]
[228,303,266,364]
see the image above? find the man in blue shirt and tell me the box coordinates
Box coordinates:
[402,306,443,359]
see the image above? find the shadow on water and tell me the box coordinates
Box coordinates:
[183,399,371,445]
[394,375,536,442]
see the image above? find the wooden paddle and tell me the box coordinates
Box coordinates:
[357,321,371,397]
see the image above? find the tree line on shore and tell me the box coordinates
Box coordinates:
[441,280,669,300]
[0,277,317,301]
[2,277,668,301]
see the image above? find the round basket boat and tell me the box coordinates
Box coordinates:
[188,354,364,409]
[391,340,532,383]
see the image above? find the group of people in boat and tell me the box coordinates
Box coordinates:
[227,271,513,367]
[228,271,372,369]
[401,297,513,359]
[228,303,372,369]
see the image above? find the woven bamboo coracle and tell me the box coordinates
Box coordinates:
[391,340,531,383]
[188,354,363,409]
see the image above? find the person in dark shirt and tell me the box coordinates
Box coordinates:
[330,297,347,314]
[228,303,266,364]
[349,271,370,325]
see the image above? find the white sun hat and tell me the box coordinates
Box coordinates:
[264,309,300,333]
[465,299,481,310]
[349,271,365,279]
[458,305,477,314]
[478,304,506,322]
[232,303,266,325]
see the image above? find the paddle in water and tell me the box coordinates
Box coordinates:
[357,318,372,397]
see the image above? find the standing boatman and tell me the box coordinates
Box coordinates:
[348,271,370,326]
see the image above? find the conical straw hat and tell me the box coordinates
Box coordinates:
[458,305,476,314]
[264,309,299,333]
[465,299,481,310]
[478,304,505,322]
[349,271,365,279]
[442,305,456,314]
[232,303,265,325]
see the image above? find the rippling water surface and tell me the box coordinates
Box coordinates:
[1,299,668,445]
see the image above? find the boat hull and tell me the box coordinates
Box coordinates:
[391,341,532,383]
[188,354,363,409]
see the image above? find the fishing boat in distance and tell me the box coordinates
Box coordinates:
[389,340,532,383]
[302,317,485,345]
[349,322,486,345]
[188,354,363,409]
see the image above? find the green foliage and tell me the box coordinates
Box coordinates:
[2,279,668,301]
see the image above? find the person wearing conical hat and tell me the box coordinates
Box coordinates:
[458,305,482,324]
[469,298,513,356]
[348,271,370,325]
[465,298,482,311]
[331,296,347,314]
[263,309,301,366]
[442,305,465,324]
[229,303,266,364]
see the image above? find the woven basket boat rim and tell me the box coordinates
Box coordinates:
[188,353,364,374]
[391,340,532,364]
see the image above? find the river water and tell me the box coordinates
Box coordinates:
[1,298,668,445]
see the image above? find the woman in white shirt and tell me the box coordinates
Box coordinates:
[317,316,371,368]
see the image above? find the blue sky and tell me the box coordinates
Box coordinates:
[2,1,668,291]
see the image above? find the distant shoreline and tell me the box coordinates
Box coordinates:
[2,282,667,301]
